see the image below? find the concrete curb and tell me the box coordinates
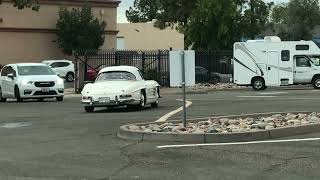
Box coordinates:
[117,111,318,143]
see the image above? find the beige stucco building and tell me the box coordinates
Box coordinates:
[117,22,184,50]
[0,0,120,65]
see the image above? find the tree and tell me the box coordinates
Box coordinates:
[56,4,106,55]
[126,0,272,50]
[185,0,242,50]
[126,0,197,29]
[242,0,273,39]
[0,0,39,11]
[271,0,320,40]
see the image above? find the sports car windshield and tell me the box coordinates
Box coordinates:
[96,71,136,81]
[17,66,56,76]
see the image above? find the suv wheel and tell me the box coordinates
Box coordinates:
[15,86,23,102]
[66,72,74,82]
[0,87,6,102]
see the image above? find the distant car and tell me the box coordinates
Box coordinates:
[195,66,221,84]
[87,64,107,81]
[42,60,75,82]
[0,63,64,102]
[81,66,160,112]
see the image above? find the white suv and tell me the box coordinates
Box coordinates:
[42,60,75,82]
[0,63,64,102]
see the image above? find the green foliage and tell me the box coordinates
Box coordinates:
[271,0,320,40]
[56,4,106,55]
[126,0,272,50]
[185,0,241,50]
[0,0,40,11]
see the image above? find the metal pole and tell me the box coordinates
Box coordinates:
[181,51,187,127]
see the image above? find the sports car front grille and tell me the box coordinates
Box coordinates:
[34,81,55,87]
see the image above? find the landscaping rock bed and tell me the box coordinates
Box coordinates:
[128,113,320,134]
[188,83,247,91]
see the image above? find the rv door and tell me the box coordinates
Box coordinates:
[266,51,280,86]
[294,56,313,84]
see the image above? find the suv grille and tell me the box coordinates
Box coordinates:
[34,91,57,95]
[34,81,55,87]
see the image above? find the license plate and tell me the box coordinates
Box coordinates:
[99,97,110,103]
[41,88,50,92]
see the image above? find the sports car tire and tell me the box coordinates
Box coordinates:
[136,93,146,110]
[151,100,158,108]
[85,106,94,113]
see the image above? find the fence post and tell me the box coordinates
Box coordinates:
[115,50,119,65]
[141,51,145,76]
[84,50,88,81]
[157,50,161,82]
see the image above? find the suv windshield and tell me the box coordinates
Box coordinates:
[17,66,56,76]
[96,71,136,82]
[309,56,320,66]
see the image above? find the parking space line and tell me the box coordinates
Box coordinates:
[155,99,192,122]
[157,137,320,149]
[237,96,277,98]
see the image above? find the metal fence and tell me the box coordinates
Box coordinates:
[74,49,233,92]
[195,50,233,84]
[74,50,170,92]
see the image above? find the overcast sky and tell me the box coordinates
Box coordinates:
[117,0,290,23]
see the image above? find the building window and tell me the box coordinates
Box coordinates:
[281,50,290,61]
[296,45,309,50]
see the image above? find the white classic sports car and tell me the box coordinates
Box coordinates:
[81,66,160,112]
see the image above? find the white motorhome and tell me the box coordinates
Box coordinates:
[233,36,320,90]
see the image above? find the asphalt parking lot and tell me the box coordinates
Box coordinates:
[0,87,320,180]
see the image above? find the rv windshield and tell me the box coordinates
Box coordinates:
[309,56,320,66]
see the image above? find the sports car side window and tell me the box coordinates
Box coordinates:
[138,70,144,80]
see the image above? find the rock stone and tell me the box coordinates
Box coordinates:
[228,120,239,125]
[128,125,140,131]
[251,124,259,129]
[258,122,267,129]
[239,122,247,129]
[207,128,219,133]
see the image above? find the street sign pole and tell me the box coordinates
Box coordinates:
[181,51,187,127]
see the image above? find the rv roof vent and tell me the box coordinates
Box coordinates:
[264,36,281,42]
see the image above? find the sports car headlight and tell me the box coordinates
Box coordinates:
[82,96,92,100]
[119,94,132,98]
[57,78,64,85]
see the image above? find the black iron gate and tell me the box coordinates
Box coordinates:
[74,50,170,92]
[195,50,233,83]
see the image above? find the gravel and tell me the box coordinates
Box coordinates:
[128,113,320,134]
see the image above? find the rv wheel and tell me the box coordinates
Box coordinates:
[312,76,320,89]
[252,78,265,91]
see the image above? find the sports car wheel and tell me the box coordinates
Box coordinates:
[136,92,146,110]
[85,106,94,113]
[151,100,159,108]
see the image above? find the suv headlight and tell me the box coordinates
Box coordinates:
[21,80,33,85]
[57,78,64,85]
